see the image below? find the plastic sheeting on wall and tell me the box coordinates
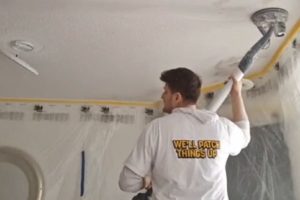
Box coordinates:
[278,46,300,199]
[227,124,295,200]
[225,46,300,200]
[0,105,157,200]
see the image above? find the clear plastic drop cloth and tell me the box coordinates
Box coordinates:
[226,45,300,200]
[226,124,294,200]
[0,104,157,200]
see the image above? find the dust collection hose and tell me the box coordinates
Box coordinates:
[205,25,274,112]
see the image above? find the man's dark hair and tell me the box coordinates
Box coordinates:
[160,67,202,103]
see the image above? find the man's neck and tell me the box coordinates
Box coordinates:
[176,103,197,109]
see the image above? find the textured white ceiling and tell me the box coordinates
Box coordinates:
[0,0,299,101]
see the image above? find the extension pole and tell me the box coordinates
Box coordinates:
[206,26,274,112]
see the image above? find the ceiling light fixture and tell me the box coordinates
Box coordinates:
[10,40,35,52]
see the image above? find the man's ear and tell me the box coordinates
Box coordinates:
[174,92,183,103]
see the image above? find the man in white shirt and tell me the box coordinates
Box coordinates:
[119,68,250,200]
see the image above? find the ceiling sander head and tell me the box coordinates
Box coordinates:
[251,8,288,37]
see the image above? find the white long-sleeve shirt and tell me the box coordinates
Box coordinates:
[119,107,250,200]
